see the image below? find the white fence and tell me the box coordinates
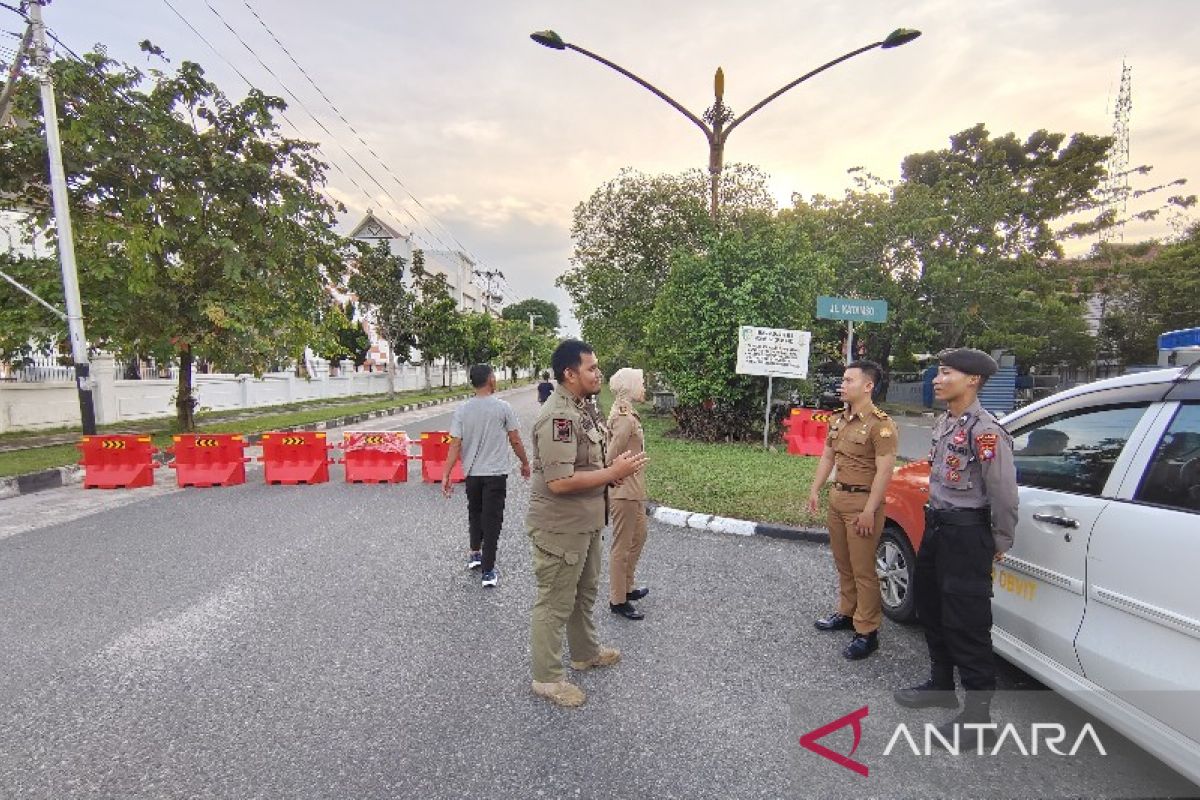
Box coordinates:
[0,354,474,433]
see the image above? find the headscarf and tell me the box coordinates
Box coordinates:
[607,367,644,425]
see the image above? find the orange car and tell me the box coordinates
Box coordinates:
[877,460,930,622]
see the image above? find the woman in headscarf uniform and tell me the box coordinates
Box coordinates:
[606,368,650,620]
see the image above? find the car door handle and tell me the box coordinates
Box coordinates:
[1033,513,1080,529]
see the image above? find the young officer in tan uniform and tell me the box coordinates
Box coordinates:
[894,347,1018,749]
[807,360,898,660]
[526,340,648,708]
[606,368,650,620]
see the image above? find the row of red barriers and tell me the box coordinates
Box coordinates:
[76,430,465,490]
[781,409,833,456]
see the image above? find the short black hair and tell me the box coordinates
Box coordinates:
[551,339,595,382]
[847,359,884,388]
[540,371,550,381]
[469,364,494,388]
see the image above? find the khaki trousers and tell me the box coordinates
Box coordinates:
[528,526,602,683]
[609,499,648,605]
[826,488,886,634]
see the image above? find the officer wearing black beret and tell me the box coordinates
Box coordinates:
[894,348,1018,749]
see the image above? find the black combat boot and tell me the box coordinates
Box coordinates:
[935,691,996,753]
[893,663,958,709]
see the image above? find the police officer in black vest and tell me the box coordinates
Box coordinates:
[894,348,1018,748]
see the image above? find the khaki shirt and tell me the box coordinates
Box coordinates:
[607,401,646,501]
[826,403,898,486]
[525,385,609,534]
[928,398,1019,553]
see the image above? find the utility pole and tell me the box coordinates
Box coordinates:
[29,0,96,433]
[527,312,542,379]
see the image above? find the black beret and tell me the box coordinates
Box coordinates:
[937,348,998,377]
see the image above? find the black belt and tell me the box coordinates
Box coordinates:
[834,482,870,493]
[925,505,990,524]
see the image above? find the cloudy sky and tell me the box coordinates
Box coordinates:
[34,1,1200,332]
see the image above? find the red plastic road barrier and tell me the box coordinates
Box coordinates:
[418,430,464,484]
[782,409,833,456]
[340,431,410,483]
[259,431,333,485]
[77,434,157,489]
[167,434,249,488]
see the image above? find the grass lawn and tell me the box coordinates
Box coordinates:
[599,388,826,528]
[0,380,530,479]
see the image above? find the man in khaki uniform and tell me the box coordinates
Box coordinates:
[527,340,648,708]
[606,368,649,620]
[807,360,898,660]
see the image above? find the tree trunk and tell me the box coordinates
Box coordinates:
[876,336,894,401]
[386,342,396,399]
[176,346,197,432]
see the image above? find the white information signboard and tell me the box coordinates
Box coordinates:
[736,326,811,379]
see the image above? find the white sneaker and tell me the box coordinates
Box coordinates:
[481,569,499,588]
[467,550,482,570]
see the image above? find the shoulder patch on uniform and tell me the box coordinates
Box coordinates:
[872,407,890,420]
[976,432,998,461]
[553,418,574,443]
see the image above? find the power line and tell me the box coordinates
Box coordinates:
[155,0,407,237]
[191,0,464,257]
[235,0,483,264]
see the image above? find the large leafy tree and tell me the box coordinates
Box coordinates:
[647,218,831,441]
[785,125,1119,379]
[348,241,415,397]
[500,298,559,332]
[558,164,775,370]
[0,45,345,430]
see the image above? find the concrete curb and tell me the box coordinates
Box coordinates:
[647,502,829,545]
[0,389,487,500]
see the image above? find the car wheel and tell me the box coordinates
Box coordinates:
[877,524,917,623]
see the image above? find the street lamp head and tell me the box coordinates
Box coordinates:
[880,28,922,49]
[530,30,567,50]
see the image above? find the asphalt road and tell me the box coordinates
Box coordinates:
[1,388,1194,799]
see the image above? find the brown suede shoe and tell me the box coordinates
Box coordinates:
[570,646,622,671]
[531,680,587,708]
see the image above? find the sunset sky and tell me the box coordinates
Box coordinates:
[36,1,1200,330]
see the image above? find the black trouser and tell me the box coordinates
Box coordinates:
[914,506,997,692]
[466,475,508,572]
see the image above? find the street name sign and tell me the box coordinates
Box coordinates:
[816,296,889,323]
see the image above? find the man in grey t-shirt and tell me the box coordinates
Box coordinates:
[443,364,531,587]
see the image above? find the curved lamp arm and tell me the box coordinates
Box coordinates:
[722,41,881,142]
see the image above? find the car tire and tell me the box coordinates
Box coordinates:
[877,523,917,624]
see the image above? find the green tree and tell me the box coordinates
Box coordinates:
[500,298,560,331]
[0,45,345,430]
[317,301,370,372]
[1099,225,1200,363]
[458,311,501,367]
[647,219,831,441]
[559,164,775,371]
[411,250,461,387]
[784,125,1123,380]
[348,241,415,397]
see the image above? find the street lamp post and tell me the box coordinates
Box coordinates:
[530,28,921,220]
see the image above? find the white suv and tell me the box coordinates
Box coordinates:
[882,363,1200,785]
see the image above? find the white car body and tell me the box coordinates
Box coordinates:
[989,364,1200,786]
